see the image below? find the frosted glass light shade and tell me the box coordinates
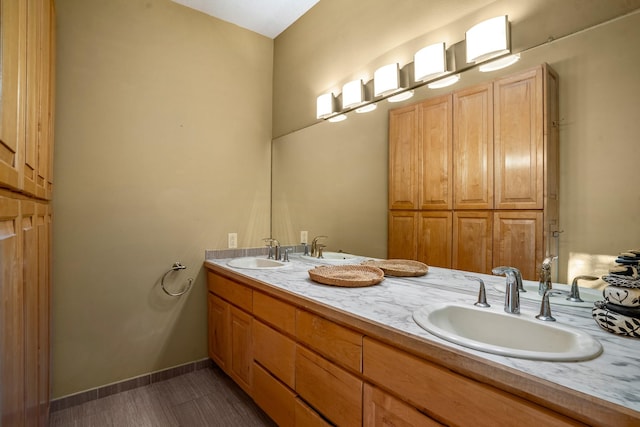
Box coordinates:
[355,104,377,113]
[466,15,510,63]
[316,93,336,119]
[342,80,365,109]
[374,63,400,96]
[414,43,447,81]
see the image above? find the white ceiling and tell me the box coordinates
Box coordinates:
[171,0,321,38]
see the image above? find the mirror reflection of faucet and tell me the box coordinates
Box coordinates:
[538,256,558,295]
[310,235,328,258]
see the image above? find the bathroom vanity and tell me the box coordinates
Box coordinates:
[204,255,640,426]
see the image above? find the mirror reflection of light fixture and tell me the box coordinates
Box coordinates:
[342,79,365,109]
[316,92,336,119]
[466,15,510,63]
[374,63,400,96]
[479,53,520,72]
[427,74,460,89]
[388,90,414,103]
[414,42,448,81]
[328,114,347,123]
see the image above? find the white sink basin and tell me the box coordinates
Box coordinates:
[301,252,362,263]
[493,282,602,308]
[413,303,602,361]
[227,257,290,270]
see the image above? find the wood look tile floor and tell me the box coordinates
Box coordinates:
[49,367,277,426]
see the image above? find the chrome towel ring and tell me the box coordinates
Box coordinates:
[161,262,193,297]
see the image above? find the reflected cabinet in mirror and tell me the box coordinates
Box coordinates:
[388,64,558,281]
[272,11,640,284]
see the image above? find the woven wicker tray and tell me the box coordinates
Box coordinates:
[308,265,384,287]
[361,259,429,277]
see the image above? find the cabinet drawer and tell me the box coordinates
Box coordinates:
[207,271,252,312]
[363,338,581,427]
[296,310,362,372]
[295,397,331,427]
[254,292,296,336]
[253,320,295,388]
[295,345,362,426]
[364,383,442,426]
[253,363,295,427]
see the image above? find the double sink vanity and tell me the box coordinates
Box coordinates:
[204,252,640,426]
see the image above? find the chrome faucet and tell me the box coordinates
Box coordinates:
[538,256,558,296]
[263,238,281,260]
[492,266,523,314]
[310,235,327,257]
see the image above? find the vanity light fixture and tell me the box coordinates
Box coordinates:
[327,114,347,122]
[479,53,520,72]
[342,79,365,109]
[316,92,337,119]
[466,15,510,63]
[414,42,448,81]
[427,74,460,89]
[374,63,401,96]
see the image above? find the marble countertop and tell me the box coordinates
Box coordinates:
[205,254,640,414]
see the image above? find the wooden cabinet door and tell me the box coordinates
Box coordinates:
[419,95,453,210]
[253,320,295,388]
[389,105,419,210]
[494,67,543,210]
[494,211,543,280]
[229,305,253,394]
[295,397,331,427]
[452,211,493,274]
[0,1,27,191]
[417,211,452,268]
[36,202,51,425]
[0,196,24,426]
[364,383,443,427]
[295,345,362,426]
[22,201,39,426]
[388,211,417,260]
[453,83,493,210]
[207,294,229,371]
[253,363,295,427]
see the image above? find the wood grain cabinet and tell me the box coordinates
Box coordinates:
[206,273,253,394]
[388,64,559,279]
[0,1,55,423]
[205,266,631,426]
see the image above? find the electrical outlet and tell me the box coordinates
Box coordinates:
[228,233,237,249]
[300,231,308,244]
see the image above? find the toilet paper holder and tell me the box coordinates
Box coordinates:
[161,262,193,297]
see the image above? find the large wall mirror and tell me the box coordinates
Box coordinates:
[272,11,640,284]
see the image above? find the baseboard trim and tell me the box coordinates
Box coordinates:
[50,358,213,412]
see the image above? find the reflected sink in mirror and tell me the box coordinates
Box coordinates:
[413,303,602,361]
[301,251,363,264]
[227,257,290,270]
[493,282,603,308]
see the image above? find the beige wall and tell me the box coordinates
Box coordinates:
[53,0,273,397]
[272,7,640,283]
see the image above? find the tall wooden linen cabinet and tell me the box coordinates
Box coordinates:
[0,0,56,425]
[388,64,559,280]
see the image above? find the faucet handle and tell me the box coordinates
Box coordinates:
[536,289,569,321]
[567,275,598,302]
[465,275,490,308]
